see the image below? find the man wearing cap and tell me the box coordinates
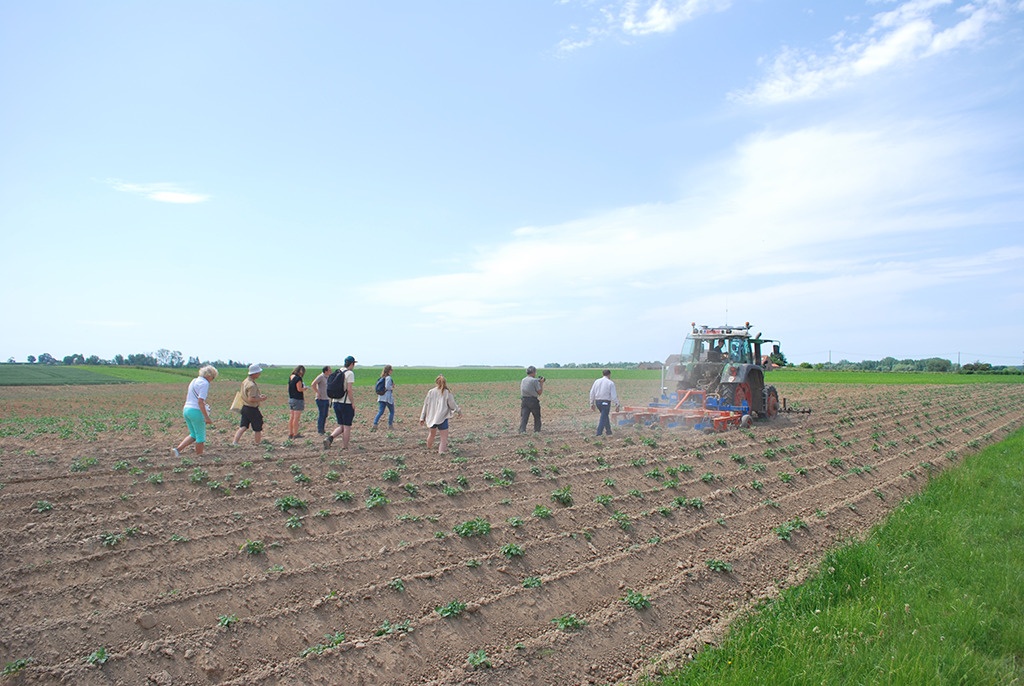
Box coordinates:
[324,356,357,450]
[232,364,268,446]
[518,365,545,433]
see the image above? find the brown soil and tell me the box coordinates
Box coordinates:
[1,380,1022,685]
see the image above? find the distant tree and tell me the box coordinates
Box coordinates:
[38,353,55,365]
[127,352,158,366]
[187,356,201,367]
[545,362,561,368]
[114,354,125,365]
[6,357,14,364]
[85,355,101,365]
[27,355,36,364]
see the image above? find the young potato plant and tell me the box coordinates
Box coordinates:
[706,558,733,572]
[300,631,346,657]
[218,613,239,628]
[622,589,651,610]
[366,487,390,508]
[84,647,109,666]
[275,495,307,512]
[551,613,586,631]
[500,543,524,558]
[452,517,491,538]
[532,504,553,519]
[467,650,491,670]
[550,485,573,507]
[435,599,467,618]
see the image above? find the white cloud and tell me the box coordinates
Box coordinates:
[105,179,210,204]
[734,0,1021,104]
[363,117,1022,341]
[555,0,730,54]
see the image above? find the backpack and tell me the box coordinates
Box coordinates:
[326,369,348,400]
[375,376,387,396]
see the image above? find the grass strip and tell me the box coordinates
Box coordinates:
[653,428,1024,686]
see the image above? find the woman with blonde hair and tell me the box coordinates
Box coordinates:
[174,365,218,457]
[419,374,461,454]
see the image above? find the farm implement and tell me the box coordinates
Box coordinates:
[613,322,800,432]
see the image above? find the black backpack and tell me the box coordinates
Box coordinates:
[375,376,387,395]
[326,369,348,400]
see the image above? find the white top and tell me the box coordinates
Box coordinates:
[589,376,618,404]
[420,388,460,426]
[183,376,210,410]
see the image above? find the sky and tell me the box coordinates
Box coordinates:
[2,0,1023,369]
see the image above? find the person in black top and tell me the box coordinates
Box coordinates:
[287,365,306,439]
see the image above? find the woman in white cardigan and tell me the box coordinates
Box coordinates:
[419,375,461,454]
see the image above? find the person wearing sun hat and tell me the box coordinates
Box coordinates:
[232,363,268,446]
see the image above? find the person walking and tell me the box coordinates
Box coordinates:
[309,366,332,435]
[419,374,461,454]
[287,365,306,439]
[324,356,356,450]
[518,365,544,433]
[232,364,268,446]
[371,364,395,432]
[174,365,218,457]
[589,369,620,436]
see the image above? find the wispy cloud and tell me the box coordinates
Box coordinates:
[364,116,1023,335]
[104,179,210,204]
[555,0,731,54]
[734,0,1021,104]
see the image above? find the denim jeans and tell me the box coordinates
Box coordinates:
[595,400,612,435]
[373,401,394,427]
[315,399,330,434]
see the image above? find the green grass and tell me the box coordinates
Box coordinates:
[0,364,662,386]
[3,363,1019,387]
[651,428,1024,686]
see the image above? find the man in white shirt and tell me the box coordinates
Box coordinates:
[589,369,619,436]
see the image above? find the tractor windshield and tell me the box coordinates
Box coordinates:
[680,336,703,363]
[728,338,752,363]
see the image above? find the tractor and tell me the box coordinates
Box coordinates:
[663,322,780,419]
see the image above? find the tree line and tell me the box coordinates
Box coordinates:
[15,350,249,369]
[797,357,1020,375]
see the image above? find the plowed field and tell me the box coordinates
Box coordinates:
[1,380,1022,685]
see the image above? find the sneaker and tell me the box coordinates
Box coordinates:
[230,442,239,447]
[172,448,180,457]
[370,425,377,433]
[323,435,333,450]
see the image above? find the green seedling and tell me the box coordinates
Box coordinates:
[366,487,390,508]
[32,500,53,513]
[333,490,353,502]
[532,504,553,519]
[218,613,239,628]
[706,558,733,572]
[500,543,524,558]
[465,558,481,568]
[285,514,303,529]
[453,517,491,538]
[2,658,33,677]
[275,495,307,512]
[382,468,401,482]
[402,482,419,496]
[84,647,109,666]
[240,539,265,555]
[506,516,524,528]
[435,599,467,618]
[622,589,651,610]
[375,619,412,636]
[594,494,613,506]
[522,576,542,588]
[467,650,491,670]
[388,577,405,592]
[552,613,586,631]
[236,478,252,489]
[550,485,573,506]
[169,533,189,542]
[300,631,346,657]
[610,510,632,531]
[774,517,808,541]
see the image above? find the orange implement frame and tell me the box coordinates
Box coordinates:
[610,389,744,432]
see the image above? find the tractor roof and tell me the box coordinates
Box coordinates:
[688,323,753,339]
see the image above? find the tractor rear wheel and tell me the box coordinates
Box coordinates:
[762,385,779,419]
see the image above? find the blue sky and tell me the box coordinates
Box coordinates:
[2,0,1022,368]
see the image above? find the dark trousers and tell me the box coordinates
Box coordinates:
[595,400,612,435]
[519,396,541,432]
[315,399,330,434]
